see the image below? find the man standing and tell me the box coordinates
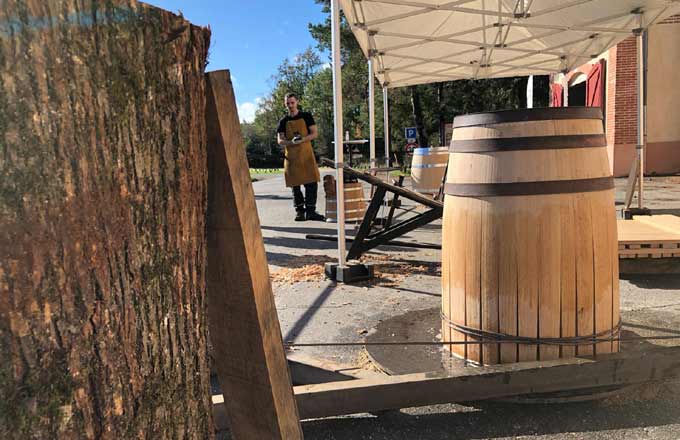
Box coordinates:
[277,93,324,221]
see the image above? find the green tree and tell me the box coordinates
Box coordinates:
[241,0,550,166]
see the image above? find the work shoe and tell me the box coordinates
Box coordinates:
[295,211,306,222]
[305,211,325,221]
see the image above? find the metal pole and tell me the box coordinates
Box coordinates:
[331,0,346,267]
[383,86,390,165]
[526,75,534,109]
[368,58,376,167]
[636,29,645,209]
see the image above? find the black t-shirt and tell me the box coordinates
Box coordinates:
[276,111,316,137]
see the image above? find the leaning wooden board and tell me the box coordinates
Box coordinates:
[205,70,302,439]
[617,215,680,258]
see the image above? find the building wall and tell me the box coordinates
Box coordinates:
[646,16,680,175]
[610,37,638,177]
[551,15,680,177]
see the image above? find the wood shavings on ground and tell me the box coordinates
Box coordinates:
[362,256,440,287]
[355,349,385,374]
[269,252,440,286]
[269,254,336,284]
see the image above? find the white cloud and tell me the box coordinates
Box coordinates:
[237,98,263,123]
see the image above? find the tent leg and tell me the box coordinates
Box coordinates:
[330,0,346,268]
[383,86,390,166]
[326,0,371,283]
[636,28,645,210]
[623,28,651,218]
[369,58,376,167]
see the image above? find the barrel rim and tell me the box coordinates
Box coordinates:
[452,107,603,128]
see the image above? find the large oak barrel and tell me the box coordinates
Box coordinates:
[324,175,366,222]
[411,147,448,195]
[441,107,620,365]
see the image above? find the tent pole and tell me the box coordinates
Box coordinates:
[368,57,376,167]
[526,75,534,109]
[331,0,346,267]
[636,28,645,209]
[383,86,390,165]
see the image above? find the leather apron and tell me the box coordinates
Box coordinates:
[283,116,320,187]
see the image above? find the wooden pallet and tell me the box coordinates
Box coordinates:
[618,215,680,259]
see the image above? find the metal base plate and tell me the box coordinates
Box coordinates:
[623,207,652,219]
[324,261,374,283]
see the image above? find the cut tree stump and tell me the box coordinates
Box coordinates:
[0,1,212,438]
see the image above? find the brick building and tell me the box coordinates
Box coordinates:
[550,14,680,177]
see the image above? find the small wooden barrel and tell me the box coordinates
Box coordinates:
[325,181,366,222]
[441,107,619,365]
[411,147,448,195]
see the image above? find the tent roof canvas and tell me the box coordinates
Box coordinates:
[339,0,680,88]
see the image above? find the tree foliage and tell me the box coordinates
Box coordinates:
[241,0,549,166]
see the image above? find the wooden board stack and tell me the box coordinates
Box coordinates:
[618,215,680,259]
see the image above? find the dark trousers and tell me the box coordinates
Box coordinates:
[292,182,318,213]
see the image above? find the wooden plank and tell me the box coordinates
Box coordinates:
[619,248,677,257]
[321,158,443,209]
[617,217,680,243]
[498,197,518,363]
[450,196,468,360]
[575,193,595,356]
[592,191,614,355]
[539,196,561,360]
[481,201,500,364]
[465,198,483,363]
[205,70,302,439]
[634,215,680,235]
[441,193,452,357]
[517,197,538,362]
[560,195,577,358]
[290,346,680,420]
[609,202,621,353]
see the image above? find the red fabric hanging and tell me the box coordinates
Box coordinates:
[550,83,564,107]
[586,60,605,107]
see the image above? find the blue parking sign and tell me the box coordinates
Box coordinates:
[405,127,417,141]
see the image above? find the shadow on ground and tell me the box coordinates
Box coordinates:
[262,225,337,235]
[264,236,339,250]
[301,382,680,439]
[255,194,293,201]
[620,274,680,289]
[266,252,337,268]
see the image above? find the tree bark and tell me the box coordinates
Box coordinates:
[0,1,212,438]
[410,86,429,148]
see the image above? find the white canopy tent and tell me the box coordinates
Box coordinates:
[340,0,679,87]
[328,0,680,274]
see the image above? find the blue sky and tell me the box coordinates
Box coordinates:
[146,1,328,122]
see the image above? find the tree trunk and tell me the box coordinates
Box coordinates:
[410,86,429,148]
[0,1,212,438]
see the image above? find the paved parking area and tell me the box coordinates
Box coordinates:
[250,173,680,440]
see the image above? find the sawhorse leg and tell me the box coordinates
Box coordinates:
[384,175,404,229]
[347,187,387,260]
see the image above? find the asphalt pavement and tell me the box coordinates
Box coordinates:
[250,173,680,440]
